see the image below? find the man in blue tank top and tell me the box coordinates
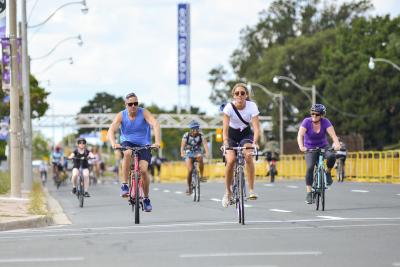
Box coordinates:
[107,92,161,212]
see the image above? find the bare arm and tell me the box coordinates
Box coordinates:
[326,126,340,150]
[180,137,186,158]
[107,112,122,149]
[143,109,161,146]
[297,126,307,152]
[251,115,260,147]
[222,114,230,146]
[202,137,210,158]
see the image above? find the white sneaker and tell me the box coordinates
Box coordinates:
[248,191,258,200]
[222,193,231,208]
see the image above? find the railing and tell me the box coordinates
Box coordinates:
[158,150,400,183]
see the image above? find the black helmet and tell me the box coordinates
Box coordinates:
[311,104,326,115]
[76,137,87,144]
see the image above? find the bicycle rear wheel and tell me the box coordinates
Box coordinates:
[196,169,200,202]
[192,170,197,202]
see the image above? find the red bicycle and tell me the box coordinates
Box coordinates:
[118,145,157,224]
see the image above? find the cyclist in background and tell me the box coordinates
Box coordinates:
[264,133,280,177]
[180,120,210,195]
[297,104,340,204]
[68,138,95,197]
[107,92,161,212]
[221,83,260,207]
[51,146,64,181]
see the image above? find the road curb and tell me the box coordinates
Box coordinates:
[44,188,72,225]
[0,215,53,231]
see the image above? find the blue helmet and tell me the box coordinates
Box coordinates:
[188,120,200,129]
[311,104,326,115]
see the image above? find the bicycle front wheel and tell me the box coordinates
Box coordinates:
[321,168,326,211]
[134,172,140,224]
[78,177,84,208]
[238,170,245,225]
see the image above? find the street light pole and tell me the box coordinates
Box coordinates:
[30,35,83,61]
[248,82,284,155]
[33,57,74,75]
[369,57,400,72]
[9,0,22,197]
[21,0,33,191]
[273,75,316,106]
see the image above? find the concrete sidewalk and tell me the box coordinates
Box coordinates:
[0,189,70,231]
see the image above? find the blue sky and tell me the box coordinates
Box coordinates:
[22,0,399,143]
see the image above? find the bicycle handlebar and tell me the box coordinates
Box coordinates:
[115,145,159,152]
[222,145,259,161]
[67,156,95,161]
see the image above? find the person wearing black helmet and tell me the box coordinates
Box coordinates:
[297,104,340,204]
[68,138,95,197]
[107,92,161,212]
[180,120,209,195]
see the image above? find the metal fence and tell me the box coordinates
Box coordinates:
[159,150,400,183]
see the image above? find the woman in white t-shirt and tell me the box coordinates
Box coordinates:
[221,83,261,208]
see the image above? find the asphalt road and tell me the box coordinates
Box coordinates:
[0,178,399,267]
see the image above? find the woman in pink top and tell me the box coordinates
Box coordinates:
[297,104,340,204]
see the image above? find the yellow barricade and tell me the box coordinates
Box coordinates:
[159,150,400,183]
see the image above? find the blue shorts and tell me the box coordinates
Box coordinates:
[185,150,202,159]
[121,141,151,164]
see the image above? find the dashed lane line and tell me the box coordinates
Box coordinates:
[269,209,292,213]
[0,257,84,263]
[175,191,183,194]
[163,189,171,193]
[317,216,345,220]
[351,189,369,193]
[180,251,321,258]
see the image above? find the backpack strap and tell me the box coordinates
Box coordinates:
[231,102,250,126]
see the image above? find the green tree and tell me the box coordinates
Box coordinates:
[32,132,50,160]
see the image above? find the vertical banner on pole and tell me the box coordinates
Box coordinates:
[177,3,190,86]
[0,0,5,38]
[1,37,11,93]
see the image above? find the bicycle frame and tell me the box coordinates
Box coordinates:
[192,160,200,202]
[308,148,328,211]
[224,145,257,225]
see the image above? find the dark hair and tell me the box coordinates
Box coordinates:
[125,92,137,99]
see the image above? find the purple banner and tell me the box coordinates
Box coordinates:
[0,116,9,141]
[1,37,10,93]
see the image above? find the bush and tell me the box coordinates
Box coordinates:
[0,171,10,194]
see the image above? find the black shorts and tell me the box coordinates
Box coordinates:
[228,126,254,147]
[121,141,151,164]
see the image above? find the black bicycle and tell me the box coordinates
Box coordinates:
[191,159,200,202]
[224,145,258,225]
[307,148,331,211]
[69,156,93,208]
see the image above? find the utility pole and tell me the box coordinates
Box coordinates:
[21,0,33,190]
[9,0,22,197]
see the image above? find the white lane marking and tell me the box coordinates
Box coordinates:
[397,194,400,196]
[264,184,275,187]
[163,189,170,193]
[392,262,400,266]
[0,257,84,263]
[244,204,253,208]
[210,198,221,202]
[317,216,345,220]
[270,209,292,213]
[153,188,159,191]
[1,223,400,240]
[0,197,29,201]
[351,190,369,193]
[175,191,183,194]
[287,185,299,189]
[180,251,322,258]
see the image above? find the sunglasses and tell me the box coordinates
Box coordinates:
[311,113,321,117]
[127,101,139,107]
[234,91,246,96]
[78,141,86,144]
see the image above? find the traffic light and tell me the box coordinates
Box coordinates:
[215,128,223,142]
[100,129,108,142]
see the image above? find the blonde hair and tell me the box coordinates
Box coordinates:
[231,83,251,101]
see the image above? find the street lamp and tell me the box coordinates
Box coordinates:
[30,35,83,61]
[34,57,73,75]
[248,82,284,155]
[28,0,89,29]
[273,75,316,106]
[368,57,400,72]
